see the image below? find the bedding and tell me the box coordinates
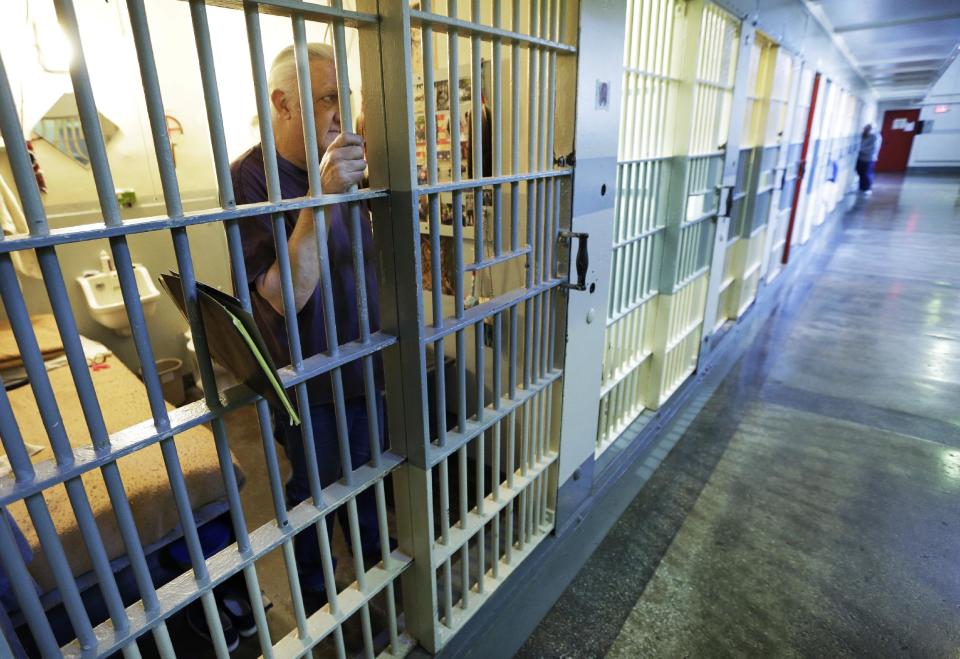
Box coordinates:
[0,328,245,595]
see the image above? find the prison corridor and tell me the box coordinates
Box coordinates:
[512,172,960,657]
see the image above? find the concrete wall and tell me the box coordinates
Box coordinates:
[0,0,354,373]
[909,57,960,169]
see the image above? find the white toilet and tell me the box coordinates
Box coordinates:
[184,330,237,392]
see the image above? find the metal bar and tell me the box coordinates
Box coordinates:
[471,0,485,266]
[53,0,121,228]
[0,502,59,658]
[416,169,571,196]
[0,46,169,647]
[244,3,315,637]
[0,189,389,254]
[463,245,530,273]
[424,278,561,343]
[125,18,265,655]
[457,443,469,608]
[492,0,504,257]
[331,1,374,341]
[439,457,454,624]
[277,332,396,386]
[288,26,368,595]
[0,403,90,653]
[206,0,377,24]
[56,0,171,436]
[326,1,378,640]
[188,0,234,208]
[425,369,563,468]
[327,2,385,510]
[410,9,576,53]
[0,338,394,508]
[509,0,522,258]
[445,0,469,441]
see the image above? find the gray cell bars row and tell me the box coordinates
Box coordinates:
[0,0,579,656]
[0,0,405,657]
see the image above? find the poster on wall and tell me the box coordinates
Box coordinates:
[410,48,494,296]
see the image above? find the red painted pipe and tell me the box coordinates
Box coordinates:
[782,72,821,265]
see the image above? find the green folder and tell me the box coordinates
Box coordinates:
[159,272,300,425]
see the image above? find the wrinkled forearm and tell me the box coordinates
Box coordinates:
[255,206,319,315]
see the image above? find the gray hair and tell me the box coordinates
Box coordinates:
[268,43,335,116]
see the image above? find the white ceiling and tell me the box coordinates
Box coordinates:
[809,0,960,100]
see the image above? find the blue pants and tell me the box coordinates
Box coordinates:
[856,159,875,191]
[276,396,385,597]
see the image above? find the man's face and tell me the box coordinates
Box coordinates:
[277,59,341,167]
[311,60,341,153]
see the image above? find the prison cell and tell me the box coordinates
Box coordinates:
[0,0,576,655]
[394,0,576,650]
[712,30,776,327]
[646,0,739,406]
[0,0,873,655]
[794,74,830,247]
[760,51,803,283]
[595,0,682,453]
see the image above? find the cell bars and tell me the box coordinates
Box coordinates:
[597,0,682,453]
[646,1,738,407]
[393,0,575,652]
[717,32,778,326]
[772,64,816,273]
[760,51,800,283]
[0,1,410,657]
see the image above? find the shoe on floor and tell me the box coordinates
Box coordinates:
[221,595,258,638]
[185,601,239,653]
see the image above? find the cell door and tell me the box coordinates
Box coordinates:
[375,0,579,652]
[711,30,777,328]
[0,0,578,656]
[563,0,744,466]
[590,0,688,456]
[876,109,920,172]
[782,69,819,265]
[760,50,801,282]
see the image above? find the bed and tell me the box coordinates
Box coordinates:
[0,314,245,615]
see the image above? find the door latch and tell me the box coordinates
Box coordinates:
[716,184,735,219]
[558,230,589,291]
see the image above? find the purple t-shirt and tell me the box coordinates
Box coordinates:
[230,144,382,405]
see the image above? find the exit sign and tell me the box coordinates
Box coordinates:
[934,105,949,113]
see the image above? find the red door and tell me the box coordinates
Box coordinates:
[875,109,919,172]
[782,73,820,265]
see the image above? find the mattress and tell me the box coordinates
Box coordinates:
[1,328,245,595]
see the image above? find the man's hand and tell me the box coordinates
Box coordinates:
[320,132,366,194]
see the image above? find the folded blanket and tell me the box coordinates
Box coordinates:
[0,314,64,371]
[2,353,245,594]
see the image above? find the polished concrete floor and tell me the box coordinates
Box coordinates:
[518,173,960,658]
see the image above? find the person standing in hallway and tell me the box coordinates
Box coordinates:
[856,124,882,195]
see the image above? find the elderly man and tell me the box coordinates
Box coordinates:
[231,43,384,611]
[856,123,882,195]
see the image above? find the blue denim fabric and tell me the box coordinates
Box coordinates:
[276,396,385,596]
[856,159,875,191]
